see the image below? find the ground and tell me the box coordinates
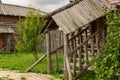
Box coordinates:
[0,69,60,80]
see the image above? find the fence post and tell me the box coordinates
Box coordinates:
[46,32,52,73]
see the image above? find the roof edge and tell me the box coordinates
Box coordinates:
[43,0,83,19]
[1,3,47,15]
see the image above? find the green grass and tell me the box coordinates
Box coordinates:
[76,70,96,80]
[0,52,97,80]
[0,52,48,73]
[0,52,64,78]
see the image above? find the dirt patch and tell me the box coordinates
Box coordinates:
[0,70,61,80]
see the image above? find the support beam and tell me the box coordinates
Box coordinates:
[25,54,47,72]
[84,30,88,62]
[78,32,83,71]
[64,34,72,80]
[46,32,52,73]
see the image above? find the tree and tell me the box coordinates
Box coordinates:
[15,10,45,60]
[92,11,120,80]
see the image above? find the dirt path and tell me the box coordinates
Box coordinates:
[0,70,61,80]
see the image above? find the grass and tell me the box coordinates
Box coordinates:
[76,70,96,80]
[0,52,97,80]
[0,77,13,80]
[0,52,64,78]
[0,52,48,73]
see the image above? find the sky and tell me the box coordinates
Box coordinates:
[1,0,69,12]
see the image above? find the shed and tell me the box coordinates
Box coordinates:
[41,0,120,79]
[0,1,46,52]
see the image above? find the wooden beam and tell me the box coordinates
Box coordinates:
[64,34,72,80]
[73,34,77,76]
[84,30,88,62]
[46,32,52,73]
[91,36,95,56]
[75,63,91,78]
[25,54,47,72]
[77,30,83,71]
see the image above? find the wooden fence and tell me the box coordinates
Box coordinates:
[37,29,63,52]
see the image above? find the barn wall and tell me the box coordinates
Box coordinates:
[0,16,24,51]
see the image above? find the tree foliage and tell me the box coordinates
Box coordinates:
[92,11,120,80]
[15,10,45,60]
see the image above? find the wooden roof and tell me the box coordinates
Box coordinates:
[52,0,107,34]
[0,24,15,33]
[0,3,46,17]
[42,0,114,34]
[42,0,119,34]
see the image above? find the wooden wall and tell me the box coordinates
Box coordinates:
[0,16,24,51]
[37,29,63,52]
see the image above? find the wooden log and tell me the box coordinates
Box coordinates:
[50,45,63,54]
[73,34,77,76]
[26,54,47,72]
[91,36,95,56]
[46,32,52,73]
[69,33,74,62]
[78,31,83,71]
[64,34,68,80]
[64,34,72,80]
[84,30,88,62]
[75,63,91,79]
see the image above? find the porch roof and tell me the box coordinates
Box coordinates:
[0,25,15,33]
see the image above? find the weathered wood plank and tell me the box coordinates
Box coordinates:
[46,32,52,73]
[64,34,72,80]
[78,31,83,71]
[73,34,77,76]
[84,30,89,62]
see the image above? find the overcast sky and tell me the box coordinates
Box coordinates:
[1,0,69,12]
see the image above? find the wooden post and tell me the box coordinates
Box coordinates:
[91,36,95,56]
[96,33,100,54]
[78,31,83,71]
[73,35,76,76]
[46,32,52,73]
[55,52,58,71]
[84,30,88,62]
[64,34,72,80]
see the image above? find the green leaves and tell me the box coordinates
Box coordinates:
[15,10,45,59]
[92,11,120,80]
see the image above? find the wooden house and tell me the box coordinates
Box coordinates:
[0,1,46,52]
[41,0,120,79]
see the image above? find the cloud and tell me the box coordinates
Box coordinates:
[1,0,69,12]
